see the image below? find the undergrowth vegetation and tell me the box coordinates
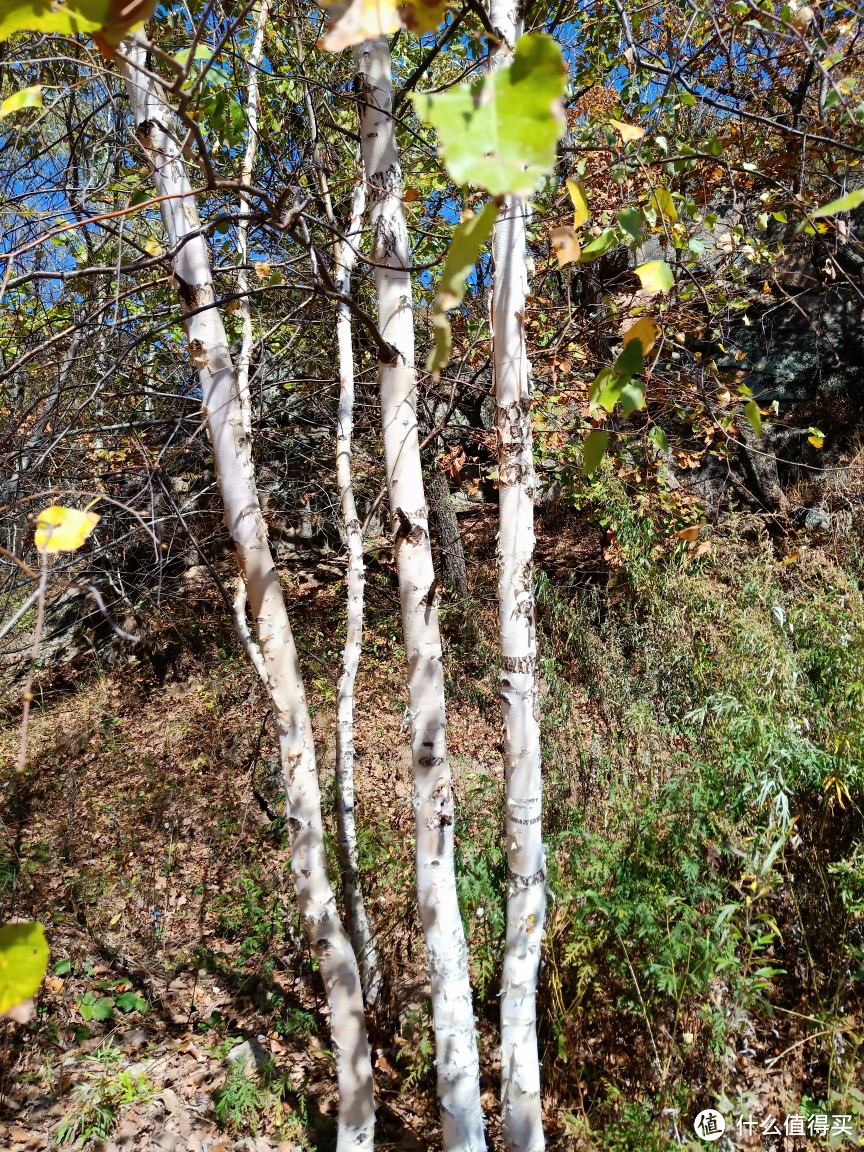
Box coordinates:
[2,470,863,1149]
[448,471,864,1148]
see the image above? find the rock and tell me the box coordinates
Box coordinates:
[149,1132,179,1152]
[226,1038,269,1070]
[804,506,831,531]
[120,1029,148,1051]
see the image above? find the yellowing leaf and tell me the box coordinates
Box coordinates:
[34,506,100,554]
[566,177,589,228]
[0,86,42,119]
[318,0,401,51]
[399,0,449,35]
[254,260,271,280]
[0,0,156,56]
[810,187,864,220]
[650,187,678,222]
[550,225,580,267]
[744,399,763,436]
[609,118,645,144]
[634,260,674,293]
[0,0,105,41]
[0,923,49,1018]
[622,316,660,357]
[143,238,164,257]
[808,427,824,448]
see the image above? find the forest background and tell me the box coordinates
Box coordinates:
[1,0,864,1149]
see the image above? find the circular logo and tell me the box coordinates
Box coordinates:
[693,1109,726,1142]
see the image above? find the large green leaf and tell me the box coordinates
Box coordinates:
[582,430,609,476]
[0,0,107,40]
[427,201,499,377]
[0,0,156,52]
[411,34,566,197]
[0,85,42,119]
[0,922,49,1016]
[811,188,864,219]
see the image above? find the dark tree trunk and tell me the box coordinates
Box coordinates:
[426,469,469,597]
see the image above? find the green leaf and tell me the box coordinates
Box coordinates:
[579,229,616,261]
[54,958,71,976]
[648,425,668,451]
[0,923,49,1016]
[582,430,609,476]
[588,367,621,413]
[115,991,147,1014]
[0,0,107,39]
[614,338,644,379]
[744,399,763,436]
[411,34,566,197]
[703,135,724,157]
[811,188,864,219]
[619,379,646,415]
[79,991,114,1021]
[617,207,645,240]
[0,85,42,119]
[679,91,697,107]
[634,260,674,292]
[426,201,499,377]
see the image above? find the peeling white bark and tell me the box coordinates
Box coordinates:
[488,5,546,1149]
[117,42,375,1151]
[335,172,382,1006]
[352,36,486,1152]
[236,0,270,440]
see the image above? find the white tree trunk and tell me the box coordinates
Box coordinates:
[233,0,270,676]
[488,4,546,1149]
[334,171,383,1005]
[117,42,375,1151]
[353,37,486,1152]
[236,0,270,439]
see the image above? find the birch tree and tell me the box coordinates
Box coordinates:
[334,170,383,1005]
[116,40,376,1151]
[411,31,568,1152]
[488,5,547,1144]
[350,35,486,1152]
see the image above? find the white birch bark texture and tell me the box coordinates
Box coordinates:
[488,3,547,1148]
[117,43,376,1152]
[352,36,486,1152]
[236,0,270,439]
[334,173,383,1005]
[233,0,270,675]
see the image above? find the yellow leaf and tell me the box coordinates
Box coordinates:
[254,260,271,281]
[34,506,100,554]
[318,0,401,51]
[566,177,589,228]
[634,260,674,293]
[550,225,580,267]
[621,315,660,357]
[399,0,449,35]
[143,238,163,257]
[0,86,42,120]
[609,118,646,144]
[650,187,678,222]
